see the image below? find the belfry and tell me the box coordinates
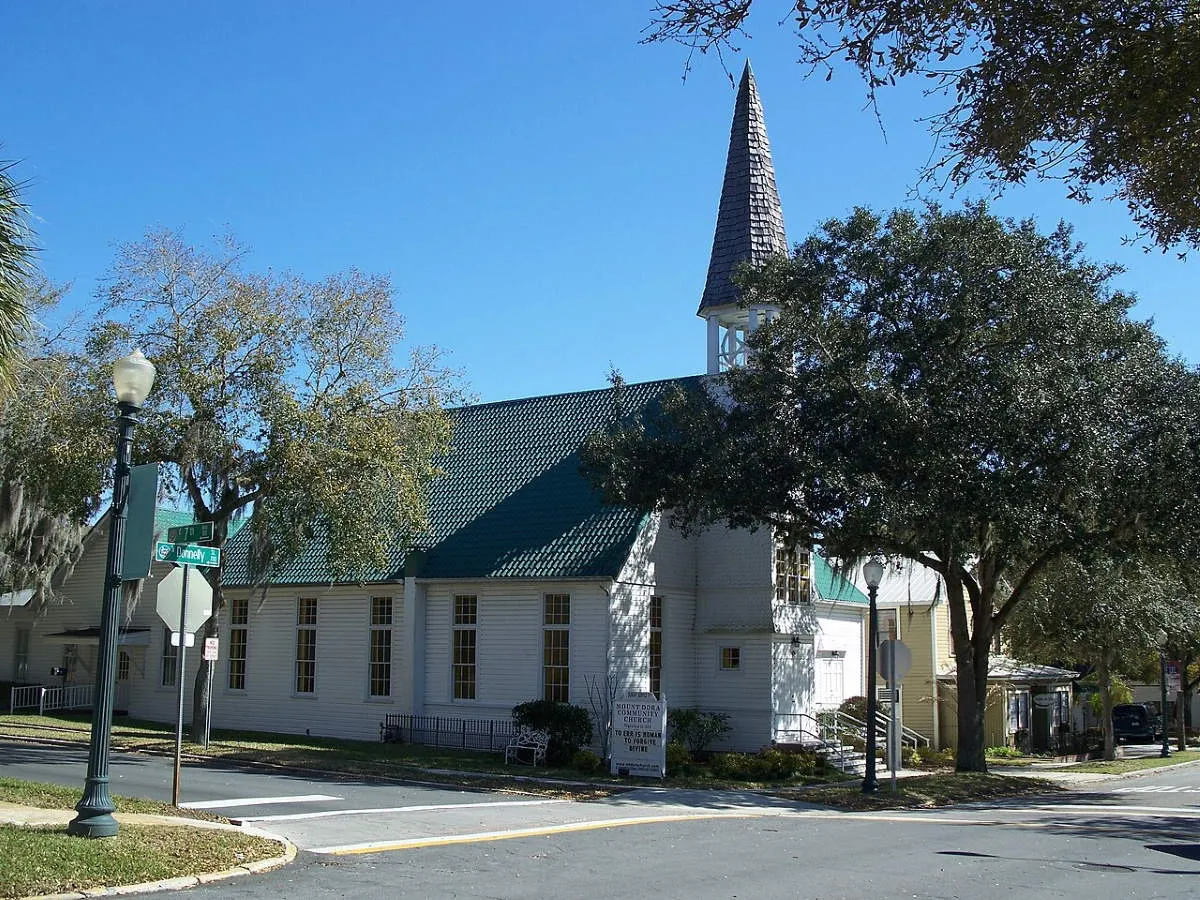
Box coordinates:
[699,61,789,374]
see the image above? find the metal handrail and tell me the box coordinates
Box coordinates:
[873,709,931,749]
[773,712,850,771]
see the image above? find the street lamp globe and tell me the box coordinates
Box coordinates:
[112,350,156,408]
[863,556,885,589]
[1155,628,1169,647]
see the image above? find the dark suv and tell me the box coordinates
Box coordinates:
[1112,703,1158,743]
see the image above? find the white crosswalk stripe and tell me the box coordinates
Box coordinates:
[235,797,570,824]
[1112,785,1200,793]
[179,793,341,809]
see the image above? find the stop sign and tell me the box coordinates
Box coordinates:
[155,566,214,634]
[878,639,912,683]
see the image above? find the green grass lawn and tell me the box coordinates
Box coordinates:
[1062,749,1200,774]
[0,823,282,899]
[0,777,285,899]
[787,772,1064,811]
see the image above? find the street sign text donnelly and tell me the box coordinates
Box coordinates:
[154,542,221,568]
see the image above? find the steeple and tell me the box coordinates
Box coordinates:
[700,61,788,374]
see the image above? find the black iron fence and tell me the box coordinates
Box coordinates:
[381,713,517,753]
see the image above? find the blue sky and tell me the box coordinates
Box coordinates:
[5,2,1195,404]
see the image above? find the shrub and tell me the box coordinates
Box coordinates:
[986,746,1025,759]
[667,708,732,756]
[512,700,593,765]
[571,749,603,773]
[904,746,956,769]
[837,696,868,722]
[708,747,820,782]
[665,741,692,774]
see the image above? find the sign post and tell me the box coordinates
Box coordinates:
[202,638,219,750]
[878,639,912,792]
[154,537,219,806]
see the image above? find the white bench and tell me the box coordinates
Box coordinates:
[505,727,550,765]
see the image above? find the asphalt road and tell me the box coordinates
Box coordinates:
[4,741,1200,899]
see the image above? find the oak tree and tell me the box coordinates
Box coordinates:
[647,1,1200,252]
[92,229,463,738]
[584,203,1200,770]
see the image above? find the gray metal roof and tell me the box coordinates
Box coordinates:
[938,656,1080,684]
[698,61,788,315]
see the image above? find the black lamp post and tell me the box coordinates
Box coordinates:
[1156,629,1171,759]
[69,350,156,839]
[862,556,885,794]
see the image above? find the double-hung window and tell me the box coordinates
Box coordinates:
[649,595,663,697]
[542,593,570,702]
[369,596,393,698]
[228,596,249,690]
[295,598,317,695]
[452,594,477,700]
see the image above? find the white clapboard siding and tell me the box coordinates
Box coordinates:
[608,581,649,697]
[203,587,404,741]
[422,581,610,718]
[695,528,774,631]
[662,593,697,707]
[814,605,866,708]
[692,633,774,751]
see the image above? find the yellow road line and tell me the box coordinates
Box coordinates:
[318,812,760,855]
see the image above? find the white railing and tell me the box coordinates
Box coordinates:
[9,684,42,713]
[10,681,130,716]
[38,683,95,714]
[9,683,96,715]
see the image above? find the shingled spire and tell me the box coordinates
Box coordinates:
[699,61,788,317]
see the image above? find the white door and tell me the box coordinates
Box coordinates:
[815,654,845,709]
[772,638,814,741]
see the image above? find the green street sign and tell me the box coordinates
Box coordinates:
[166,521,213,544]
[155,542,221,568]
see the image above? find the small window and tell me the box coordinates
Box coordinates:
[720,646,741,670]
[117,651,131,683]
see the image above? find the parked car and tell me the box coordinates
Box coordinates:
[1112,703,1159,743]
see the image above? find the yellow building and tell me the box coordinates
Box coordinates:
[852,561,1075,752]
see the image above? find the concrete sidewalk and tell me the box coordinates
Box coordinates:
[0,802,295,899]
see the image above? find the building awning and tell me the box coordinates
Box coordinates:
[0,589,33,607]
[44,627,152,647]
[938,655,1078,685]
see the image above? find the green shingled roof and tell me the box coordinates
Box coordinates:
[812,552,869,605]
[222,377,703,586]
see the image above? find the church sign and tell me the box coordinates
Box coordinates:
[610,693,667,778]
